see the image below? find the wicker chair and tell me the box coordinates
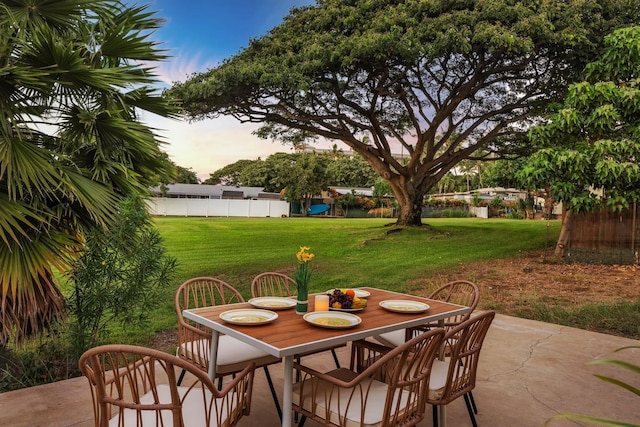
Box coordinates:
[427,310,496,427]
[373,280,481,416]
[175,277,283,419]
[79,344,254,427]
[251,272,342,368]
[374,280,480,347]
[292,328,446,427]
[250,272,297,299]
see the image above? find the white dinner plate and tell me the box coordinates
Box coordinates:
[248,297,296,310]
[326,288,371,298]
[379,300,430,313]
[219,309,278,325]
[303,311,362,329]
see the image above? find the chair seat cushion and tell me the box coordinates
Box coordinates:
[373,330,406,347]
[428,359,449,392]
[109,384,234,426]
[178,335,280,375]
[428,358,470,401]
[292,368,416,427]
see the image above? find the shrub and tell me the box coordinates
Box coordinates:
[67,195,176,357]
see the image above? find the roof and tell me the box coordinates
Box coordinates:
[151,183,279,199]
[330,187,375,197]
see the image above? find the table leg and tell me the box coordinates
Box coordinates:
[281,355,294,427]
[437,319,446,427]
[208,330,219,380]
[439,406,447,427]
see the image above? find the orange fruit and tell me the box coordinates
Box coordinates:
[345,289,355,298]
[331,301,342,309]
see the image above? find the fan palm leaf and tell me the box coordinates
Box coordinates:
[0,0,176,343]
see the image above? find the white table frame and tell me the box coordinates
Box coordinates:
[183,287,470,427]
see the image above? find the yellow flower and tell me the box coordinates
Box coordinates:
[296,246,315,263]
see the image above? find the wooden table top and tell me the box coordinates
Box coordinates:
[184,287,470,358]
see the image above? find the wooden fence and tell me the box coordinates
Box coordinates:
[567,204,639,264]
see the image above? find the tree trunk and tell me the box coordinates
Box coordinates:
[393,184,424,226]
[543,189,555,220]
[555,208,573,257]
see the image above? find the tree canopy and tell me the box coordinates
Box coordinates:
[174,165,200,184]
[0,0,175,343]
[171,0,637,226]
[519,25,640,256]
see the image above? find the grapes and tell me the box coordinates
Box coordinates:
[328,289,353,309]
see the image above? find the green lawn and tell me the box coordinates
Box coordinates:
[136,217,560,342]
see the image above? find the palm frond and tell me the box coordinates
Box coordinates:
[0,133,65,199]
[0,230,75,343]
[547,413,639,427]
[0,193,45,247]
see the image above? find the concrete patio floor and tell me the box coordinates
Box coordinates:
[1,313,639,427]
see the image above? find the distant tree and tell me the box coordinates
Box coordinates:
[247,153,298,192]
[282,153,330,215]
[174,165,200,184]
[457,159,485,191]
[433,173,456,195]
[326,154,378,187]
[328,144,344,160]
[172,0,636,226]
[204,159,259,185]
[145,151,177,188]
[334,189,358,217]
[519,26,640,257]
[484,158,556,220]
[0,0,175,343]
[483,160,525,189]
[373,179,392,198]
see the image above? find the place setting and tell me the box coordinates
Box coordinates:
[302,289,369,329]
[303,311,362,329]
[247,296,297,310]
[379,300,430,313]
[219,309,279,325]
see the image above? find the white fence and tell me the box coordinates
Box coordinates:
[469,206,489,218]
[146,198,290,218]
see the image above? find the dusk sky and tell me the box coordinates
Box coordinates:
[143,0,331,180]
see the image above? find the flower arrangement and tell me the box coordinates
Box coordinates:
[293,246,314,314]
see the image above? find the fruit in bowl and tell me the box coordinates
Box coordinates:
[328,289,367,309]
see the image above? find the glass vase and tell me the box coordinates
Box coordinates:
[296,282,308,314]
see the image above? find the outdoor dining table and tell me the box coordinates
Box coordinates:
[183,286,471,427]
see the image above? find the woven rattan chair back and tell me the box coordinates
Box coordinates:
[427,311,495,427]
[427,280,480,329]
[175,277,245,373]
[251,272,297,298]
[174,277,284,420]
[295,328,445,427]
[79,344,254,427]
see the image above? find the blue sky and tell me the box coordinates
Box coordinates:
[142,0,322,180]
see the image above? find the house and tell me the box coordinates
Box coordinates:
[429,187,528,204]
[151,183,281,200]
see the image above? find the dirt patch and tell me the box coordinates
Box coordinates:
[411,249,640,308]
[149,329,178,354]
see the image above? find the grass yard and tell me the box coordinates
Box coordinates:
[135,217,561,343]
[8,216,639,393]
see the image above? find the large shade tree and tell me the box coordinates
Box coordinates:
[171,0,637,226]
[0,0,175,343]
